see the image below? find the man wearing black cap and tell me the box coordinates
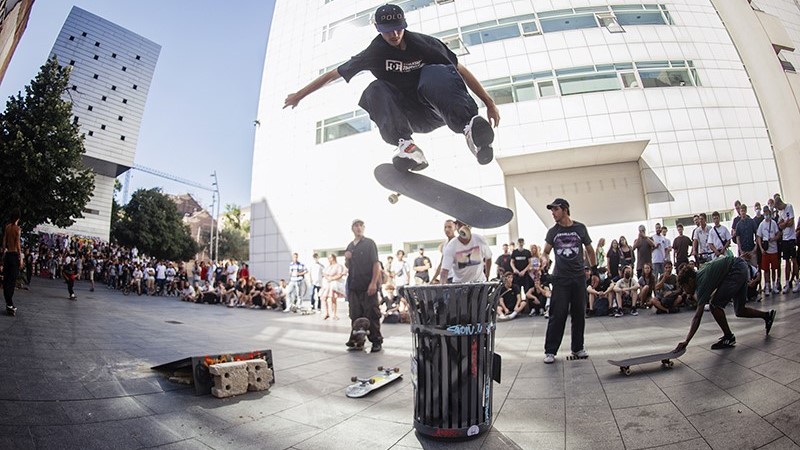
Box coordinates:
[542,198,596,364]
[284,3,500,172]
[344,219,383,352]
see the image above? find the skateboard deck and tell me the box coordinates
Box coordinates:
[374,164,513,229]
[346,366,402,398]
[608,348,686,376]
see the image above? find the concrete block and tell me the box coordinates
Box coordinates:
[209,361,248,398]
[245,359,273,391]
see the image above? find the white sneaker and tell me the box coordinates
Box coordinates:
[783,284,790,294]
[543,353,555,364]
[793,283,800,293]
[773,285,780,294]
[497,313,508,320]
[508,311,518,319]
[464,115,494,165]
[614,310,623,317]
[392,138,428,171]
[572,349,589,358]
[704,304,710,311]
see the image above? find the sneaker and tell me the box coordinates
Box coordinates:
[614,310,623,318]
[392,138,428,171]
[543,353,555,364]
[764,288,771,297]
[464,115,494,165]
[793,283,800,293]
[585,309,594,318]
[544,309,549,319]
[6,306,17,316]
[703,304,710,311]
[773,284,780,294]
[497,313,508,321]
[345,340,355,348]
[572,349,589,358]
[765,310,776,335]
[631,309,639,316]
[711,334,736,349]
[370,343,382,353]
[783,284,790,294]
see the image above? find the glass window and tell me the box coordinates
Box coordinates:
[538,9,574,19]
[612,5,646,11]
[636,61,670,68]
[463,30,483,47]
[597,14,625,33]
[558,73,621,95]
[476,24,521,45]
[538,80,557,97]
[532,70,554,79]
[462,20,499,33]
[639,69,693,88]
[324,111,355,126]
[521,21,539,35]
[615,11,666,26]
[322,116,371,143]
[513,83,536,102]
[540,14,598,33]
[621,72,639,88]
[500,14,535,24]
[556,66,594,76]
[691,69,702,85]
[615,63,634,70]
[487,86,514,105]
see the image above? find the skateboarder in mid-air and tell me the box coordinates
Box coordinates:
[284,3,500,172]
[675,255,776,352]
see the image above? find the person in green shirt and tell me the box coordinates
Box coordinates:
[675,256,776,350]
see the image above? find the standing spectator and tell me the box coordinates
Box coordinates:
[439,222,492,283]
[774,195,799,293]
[63,254,77,300]
[494,243,513,279]
[413,247,432,284]
[511,238,533,293]
[619,236,634,270]
[651,223,667,278]
[238,263,250,281]
[155,261,167,295]
[542,198,596,364]
[730,200,743,241]
[692,213,713,265]
[753,202,764,228]
[757,206,781,296]
[661,226,672,262]
[606,239,622,279]
[321,254,347,320]
[634,224,655,278]
[391,250,410,290]
[309,253,324,311]
[432,219,456,283]
[23,249,33,288]
[708,211,731,260]
[672,223,692,268]
[595,238,606,271]
[227,260,239,283]
[2,208,22,315]
[735,204,758,267]
[285,253,308,311]
[344,219,383,353]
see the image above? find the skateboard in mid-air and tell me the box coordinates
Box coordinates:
[345,366,402,398]
[374,164,513,229]
[608,348,686,376]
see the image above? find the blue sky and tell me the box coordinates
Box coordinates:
[0,0,276,211]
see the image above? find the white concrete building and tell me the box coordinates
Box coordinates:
[250,0,800,281]
[41,6,160,240]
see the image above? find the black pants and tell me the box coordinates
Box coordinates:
[358,64,478,145]
[3,252,19,308]
[67,277,75,296]
[347,289,383,345]
[544,277,587,355]
[310,284,321,309]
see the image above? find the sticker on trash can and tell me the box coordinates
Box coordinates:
[467,425,480,436]
[445,323,494,336]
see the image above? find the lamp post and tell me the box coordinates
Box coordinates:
[211,171,220,263]
[208,188,216,262]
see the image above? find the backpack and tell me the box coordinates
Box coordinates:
[594,297,610,316]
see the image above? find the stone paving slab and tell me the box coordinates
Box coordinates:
[1,278,799,449]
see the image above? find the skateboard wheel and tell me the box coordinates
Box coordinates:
[368,378,376,384]
[377,366,384,371]
[668,361,674,368]
[393,367,400,373]
[351,376,357,382]
[388,193,399,204]
[624,368,631,376]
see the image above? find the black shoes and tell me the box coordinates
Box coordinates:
[370,343,382,353]
[711,334,736,349]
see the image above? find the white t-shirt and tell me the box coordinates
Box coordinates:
[652,234,666,264]
[778,203,796,241]
[708,225,731,257]
[441,234,492,283]
[156,264,167,279]
[391,259,410,286]
[166,267,176,281]
[757,219,780,254]
[310,261,324,285]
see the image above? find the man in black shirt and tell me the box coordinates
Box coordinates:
[494,243,513,279]
[413,247,431,284]
[345,219,383,352]
[542,198,596,364]
[511,238,533,293]
[284,4,500,171]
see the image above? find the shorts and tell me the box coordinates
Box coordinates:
[658,292,679,308]
[760,252,780,271]
[780,240,797,260]
[709,258,748,313]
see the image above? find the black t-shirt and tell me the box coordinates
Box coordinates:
[345,237,379,292]
[672,235,691,264]
[510,248,531,273]
[495,254,512,276]
[499,283,520,309]
[337,31,459,94]
[545,221,592,280]
[414,255,431,281]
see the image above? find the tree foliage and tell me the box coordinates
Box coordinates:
[223,203,250,234]
[0,57,94,230]
[112,188,198,261]
[217,227,249,262]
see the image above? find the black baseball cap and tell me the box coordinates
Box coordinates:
[546,198,570,210]
[374,4,407,33]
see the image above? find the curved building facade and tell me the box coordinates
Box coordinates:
[250,0,800,281]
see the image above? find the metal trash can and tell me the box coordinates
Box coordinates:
[402,283,502,439]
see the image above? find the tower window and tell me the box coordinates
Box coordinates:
[69,60,75,66]
[87,106,93,111]
[111,85,116,91]
[73,116,79,124]
[93,74,99,79]
[118,116,123,121]
[122,66,127,72]
[88,131,94,136]
[95,41,100,47]
[135,55,141,60]
[122,99,128,104]
[93,55,99,60]
[101,125,106,130]
[132,84,137,90]
[112,53,117,58]
[69,36,74,41]
[81,32,87,37]
[71,85,77,91]
[101,96,107,101]
[120,136,126,141]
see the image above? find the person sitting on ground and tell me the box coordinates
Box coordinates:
[180,280,196,302]
[497,272,522,320]
[637,263,657,315]
[524,279,547,317]
[586,267,616,317]
[380,285,402,323]
[651,261,683,313]
[251,280,265,308]
[613,265,639,317]
[273,279,288,310]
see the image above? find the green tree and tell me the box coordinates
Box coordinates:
[110,178,123,231]
[112,188,198,261]
[0,57,94,231]
[217,227,249,262]
[223,203,250,234]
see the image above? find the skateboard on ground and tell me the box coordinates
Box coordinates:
[374,164,513,229]
[345,366,402,398]
[608,348,686,376]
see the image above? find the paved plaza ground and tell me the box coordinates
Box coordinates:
[1,278,800,449]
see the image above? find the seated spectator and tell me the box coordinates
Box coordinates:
[637,263,657,315]
[524,279,547,317]
[613,266,639,316]
[225,279,239,307]
[180,280,196,302]
[271,280,287,310]
[497,272,523,319]
[586,267,616,317]
[651,261,683,313]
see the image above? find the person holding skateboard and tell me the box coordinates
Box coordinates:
[284,3,500,171]
[675,255,776,352]
[345,219,383,353]
[542,198,596,364]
